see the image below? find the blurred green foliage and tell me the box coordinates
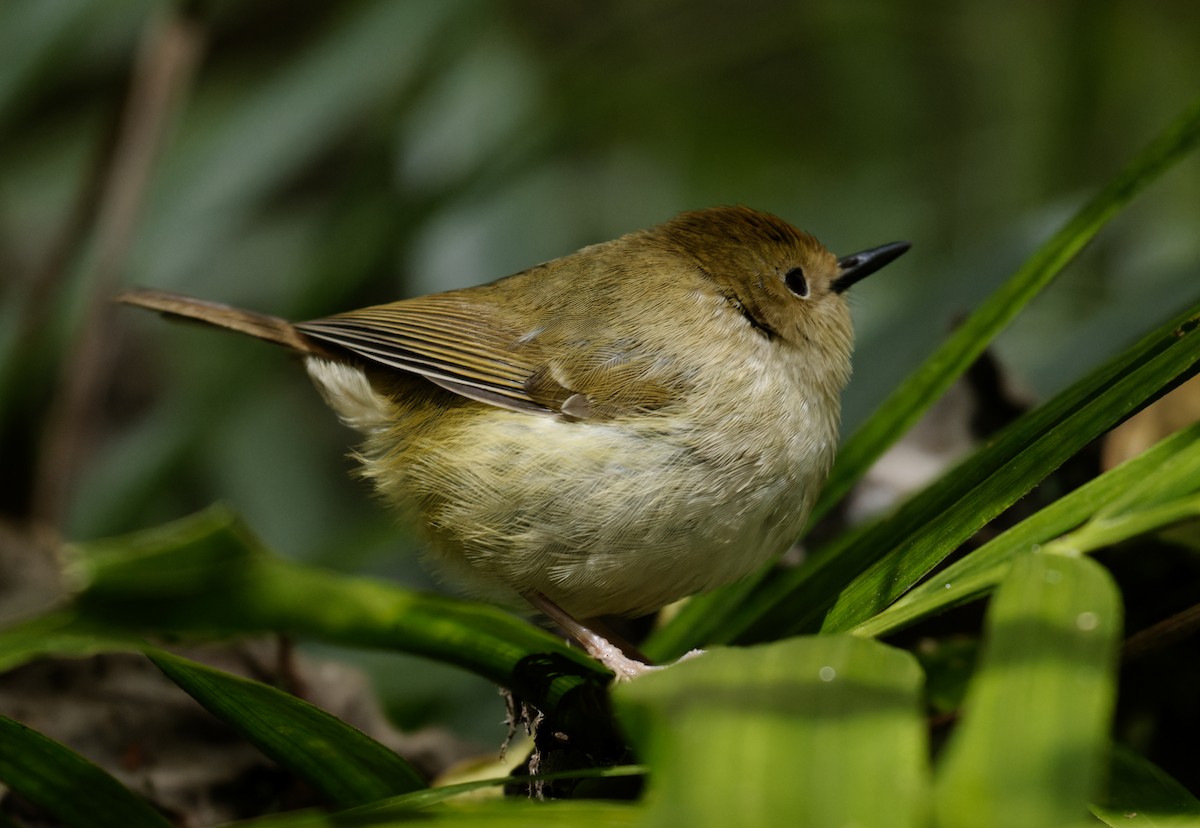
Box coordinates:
[1,0,1198,744]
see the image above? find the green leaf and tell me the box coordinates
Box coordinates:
[1046,493,1200,557]
[59,505,609,713]
[934,554,1121,828]
[148,650,425,807]
[1092,744,1200,826]
[645,96,1200,659]
[0,611,143,672]
[0,715,171,828]
[750,298,1199,641]
[614,636,929,827]
[854,419,1200,638]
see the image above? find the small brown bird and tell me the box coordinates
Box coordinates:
[119,206,908,679]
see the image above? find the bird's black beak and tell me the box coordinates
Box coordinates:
[832,241,911,294]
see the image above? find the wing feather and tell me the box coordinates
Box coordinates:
[296,290,688,420]
[296,296,564,415]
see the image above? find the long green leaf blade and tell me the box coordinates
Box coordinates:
[934,554,1121,827]
[148,650,425,807]
[614,636,928,827]
[853,419,1200,638]
[0,715,171,828]
[645,96,1200,659]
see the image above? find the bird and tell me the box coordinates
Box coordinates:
[118,205,909,679]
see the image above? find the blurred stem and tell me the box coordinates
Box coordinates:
[1123,602,1200,660]
[32,7,205,526]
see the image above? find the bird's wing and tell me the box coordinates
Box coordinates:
[297,293,683,419]
[297,294,559,414]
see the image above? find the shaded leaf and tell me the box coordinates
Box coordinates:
[1091,744,1200,826]
[0,611,142,672]
[148,650,425,807]
[0,715,171,828]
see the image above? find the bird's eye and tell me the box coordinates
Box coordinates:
[784,267,809,297]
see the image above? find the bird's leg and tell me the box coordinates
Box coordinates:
[524,592,661,682]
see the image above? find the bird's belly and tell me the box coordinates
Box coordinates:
[376,408,832,618]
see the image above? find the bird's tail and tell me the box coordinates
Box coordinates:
[116,288,330,357]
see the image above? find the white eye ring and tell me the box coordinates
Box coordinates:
[784,267,809,298]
